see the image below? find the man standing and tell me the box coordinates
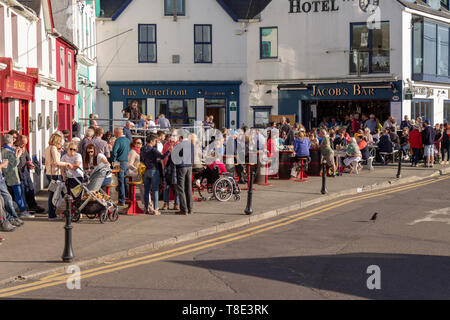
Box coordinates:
[111,127,131,206]
[0,159,19,231]
[122,101,142,124]
[173,134,194,215]
[92,127,111,157]
[365,114,377,134]
[72,119,81,138]
[400,115,412,131]
[158,114,171,130]
[140,135,171,215]
[79,128,95,157]
[422,120,435,168]
[123,121,134,141]
[319,129,336,176]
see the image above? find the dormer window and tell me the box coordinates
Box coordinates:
[165,0,185,16]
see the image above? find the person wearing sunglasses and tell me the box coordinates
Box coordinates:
[61,142,84,189]
[128,138,147,209]
[83,144,112,188]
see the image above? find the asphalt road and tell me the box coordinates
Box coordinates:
[2,175,450,300]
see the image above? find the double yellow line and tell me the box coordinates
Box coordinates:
[1,175,448,298]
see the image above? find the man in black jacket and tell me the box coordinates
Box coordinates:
[422,120,435,167]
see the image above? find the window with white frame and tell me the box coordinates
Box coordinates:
[411,99,433,124]
[60,47,65,86]
[68,52,72,89]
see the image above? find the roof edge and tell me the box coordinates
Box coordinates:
[111,0,133,21]
[215,0,238,22]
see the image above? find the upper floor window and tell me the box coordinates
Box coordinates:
[138,24,157,63]
[194,24,212,63]
[412,17,450,82]
[60,47,65,86]
[260,27,278,59]
[165,0,185,16]
[442,0,449,9]
[350,22,390,74]
[68,52,72,89]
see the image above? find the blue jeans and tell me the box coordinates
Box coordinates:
[0,179,19,221]
[21,170,38,208]
[47,175,62,218]
[411,148,420,165]
[101,177,112,188]
[117,161,129,204]
[11,184,27,212]
[144,169,160,210]
[164,182,179,206]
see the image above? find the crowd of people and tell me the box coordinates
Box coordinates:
[1,107,449,242]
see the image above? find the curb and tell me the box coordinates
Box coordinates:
[1,167,449,287]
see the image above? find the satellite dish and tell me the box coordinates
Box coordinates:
[427,0,441,10]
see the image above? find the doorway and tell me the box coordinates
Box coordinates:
[19,100,29,150]
[205,99,226,129]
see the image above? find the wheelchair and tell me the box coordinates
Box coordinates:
[193,165,241,202]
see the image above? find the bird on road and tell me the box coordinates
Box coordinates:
[370,212,378,222]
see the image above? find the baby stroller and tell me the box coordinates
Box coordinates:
[66,164,119,223]
[193,165,241,202]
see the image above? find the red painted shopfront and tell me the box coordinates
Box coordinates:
[56,38,77,139]
[0,57,37,141]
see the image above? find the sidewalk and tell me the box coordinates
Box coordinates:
[0,163,449,285]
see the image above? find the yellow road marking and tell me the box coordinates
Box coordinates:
[1,175,448,297]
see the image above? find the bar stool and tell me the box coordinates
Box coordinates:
[291,157,308,182]
[103,184,118,196]
[125,164,146,215]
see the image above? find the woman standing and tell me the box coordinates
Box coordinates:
[44,133,70,220]
[61,141,83,189]
[15,135,45,213]
[1,134,33,218]
[128,138,147,209]
[162,134,179,211]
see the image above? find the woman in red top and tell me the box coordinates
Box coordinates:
[409,125,423,167]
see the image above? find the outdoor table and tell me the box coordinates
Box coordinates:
[333,150,347,174]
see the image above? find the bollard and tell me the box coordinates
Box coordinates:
[321,159,328,195]
[62,194,74,263]
[396,150,402,179]
[244,168,255,215]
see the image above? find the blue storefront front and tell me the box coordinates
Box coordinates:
[107,81,242,129]
[277,80,403,129]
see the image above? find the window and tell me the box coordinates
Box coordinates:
[138,24,157,63]
[413,20,423,74]
[350,22,390,74]
[438,26,449,76]
[11,13,18,62]
[164,0,185,16]
[60,47,65,86]
[156,99,196,125]
[126,99,146,115]
[68,52,72,89]
[411,99,433,124]
[260,27,278,59]
[441,0,449,9]
[49,38,53,75]
[424,21,437,74]
[413,18,450,82]
[37,19,42,70]
[252,106,272,128]
[194,25,212,63]
[444,100,450,123]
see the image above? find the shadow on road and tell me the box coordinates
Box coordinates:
[173,252,450,299]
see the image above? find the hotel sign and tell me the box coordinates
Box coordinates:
[289,0,340,13]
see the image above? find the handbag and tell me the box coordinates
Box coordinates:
[48,179,59,192]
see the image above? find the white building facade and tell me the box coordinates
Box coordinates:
[96,0,251,130]
[0,0,60,191]
[73,0,98,126]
